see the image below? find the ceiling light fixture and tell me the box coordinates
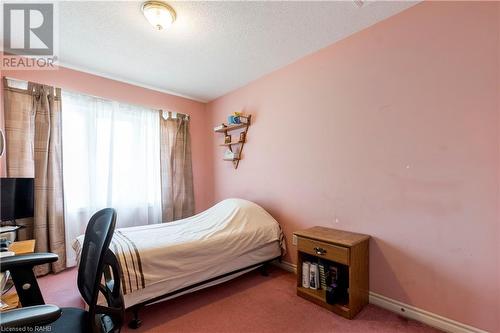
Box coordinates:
[353,0,364,8]
[142,1,176,31]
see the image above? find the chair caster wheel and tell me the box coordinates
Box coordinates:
[128,319,142,329]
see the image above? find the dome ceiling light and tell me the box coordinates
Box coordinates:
[142,1,176,31]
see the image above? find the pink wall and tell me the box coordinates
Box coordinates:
[1,2,498,331]
[207,2,500,332]
[0,67,214,212]
[0,82,5,177]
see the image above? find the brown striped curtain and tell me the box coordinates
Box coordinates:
[3,79,34,178]
[3,79,66,274]
[160,111,195,222]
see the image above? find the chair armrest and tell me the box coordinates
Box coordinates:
[0,253,59,272]
[0,304,61,328]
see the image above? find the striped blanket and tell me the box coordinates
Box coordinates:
[73,199,286,295]
[73,230,148,294]
[110,230,146,293]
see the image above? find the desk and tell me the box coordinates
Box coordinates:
[9,240,36,255]
[0,239,36,311]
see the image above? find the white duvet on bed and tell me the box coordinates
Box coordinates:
[73,198,285,302]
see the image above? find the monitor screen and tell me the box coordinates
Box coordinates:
[0,178,34,221]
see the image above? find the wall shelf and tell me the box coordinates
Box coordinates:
[219,141,244,147]
[213,115,251,169]
[214,123,247,133]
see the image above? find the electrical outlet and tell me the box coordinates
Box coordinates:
[292,234,297,246]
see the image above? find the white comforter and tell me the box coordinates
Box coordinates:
[73,198,285,295]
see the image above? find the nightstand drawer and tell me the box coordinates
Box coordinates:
[298,237,349,265]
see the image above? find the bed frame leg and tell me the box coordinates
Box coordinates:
[260,262,269,276]
[128,305,142,329]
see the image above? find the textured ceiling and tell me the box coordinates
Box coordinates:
[57,1,418,102]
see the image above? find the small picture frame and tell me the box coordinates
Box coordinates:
[239,132,246,143]
[224,135,232,144]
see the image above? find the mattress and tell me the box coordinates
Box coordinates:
[73,198,285,308]
[125,241,280,307]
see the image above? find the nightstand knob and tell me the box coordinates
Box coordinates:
[314,247,326,255]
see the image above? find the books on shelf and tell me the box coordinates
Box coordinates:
[302,262,310,288]
[318,261,328,290]
[309,263,319,290]
[302,260,346,300]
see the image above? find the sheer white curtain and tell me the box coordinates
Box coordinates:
[62,91,162,265]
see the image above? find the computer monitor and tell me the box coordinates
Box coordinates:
[0,178,34,222]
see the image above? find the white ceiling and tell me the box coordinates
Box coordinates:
[58,1,418,102]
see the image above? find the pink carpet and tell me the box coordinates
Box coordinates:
[39,267,442,333]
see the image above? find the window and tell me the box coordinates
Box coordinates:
[62,91,161,265]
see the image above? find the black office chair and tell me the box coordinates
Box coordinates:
[0,208,124,333]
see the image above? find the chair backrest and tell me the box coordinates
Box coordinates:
[77,208,116,307]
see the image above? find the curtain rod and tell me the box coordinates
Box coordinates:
[3,76,190,118]
[159,109,189,120]
[4,76,26,83]
[3,76,29,87]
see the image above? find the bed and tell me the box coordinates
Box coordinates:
[72,198,286,327]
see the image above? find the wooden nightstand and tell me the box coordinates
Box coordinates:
[293,227,369,319]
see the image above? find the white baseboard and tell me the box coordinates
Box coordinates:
[369,292,488,333]
[273,261,487,333]
[272,259,297,273]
